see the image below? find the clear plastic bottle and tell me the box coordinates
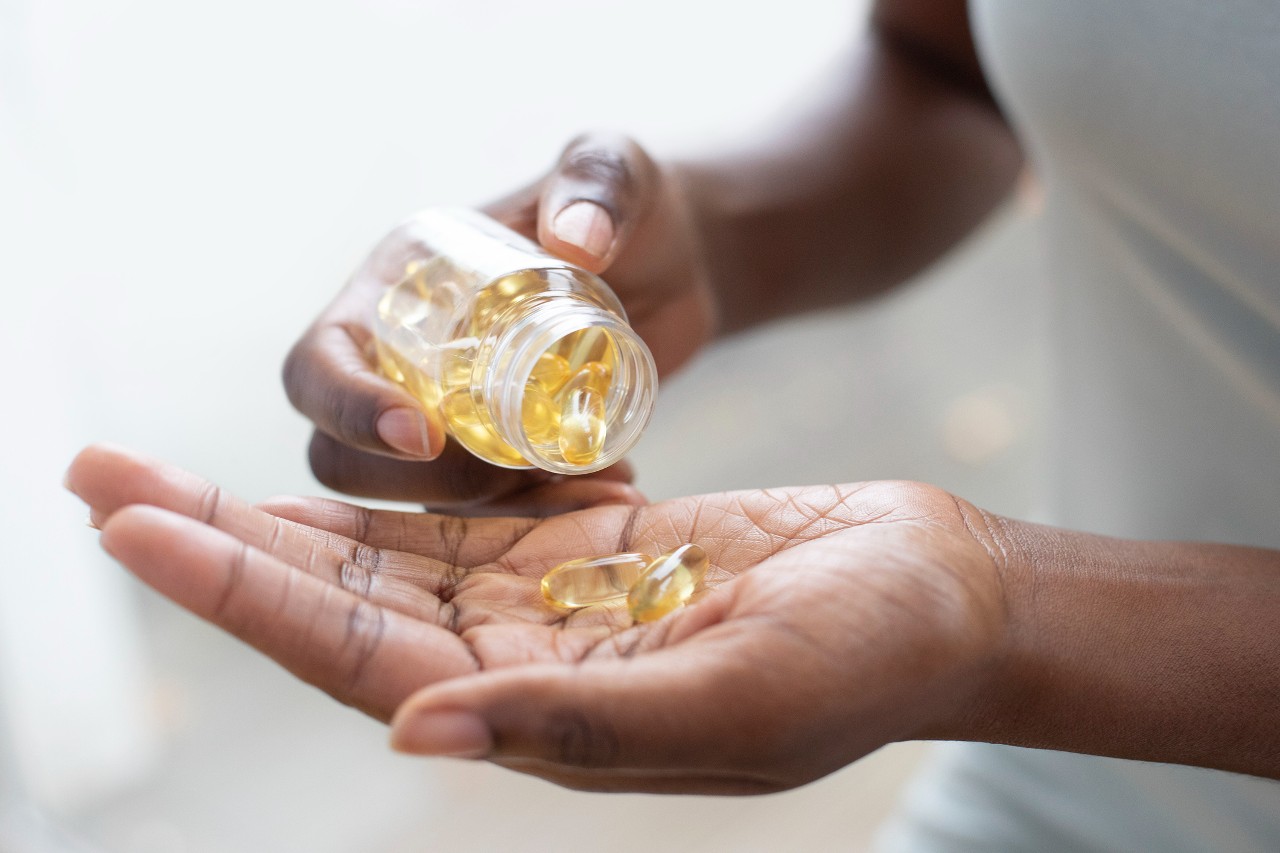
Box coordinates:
[372,208,658,474]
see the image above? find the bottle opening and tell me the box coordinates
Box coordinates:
[485,296,657,474]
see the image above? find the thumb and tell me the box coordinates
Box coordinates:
[387,633,769,776]
[536,133,659,273]
[454,476,647,518]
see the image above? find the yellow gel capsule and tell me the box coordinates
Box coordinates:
[439,339,477,392]
[558,385,607,464]
[555,326,612,371]
[469,271,542,335]
[376,342,442,410]
[374,337,407,384]
[440,388,528,467]
[521,380,561,445]
[556,361,612,464]
[627,544,710,623]
[541,553,653,609]
[530,351,572,396]
[561,361,612,398]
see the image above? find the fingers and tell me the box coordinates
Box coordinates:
[68,443,295,539]
[66,443,462,620]
[535,134,659,273]
[256,495,540,569]
[449,477,646,519]
[285,136,665,509]
[306,432,643,515]
[257,494,648,582]
[524,133,714,379]
[99,504,477,721]
[388,653,744,767]
[307,431,533,506]
[282,222,448,462]
[387,612,802,782]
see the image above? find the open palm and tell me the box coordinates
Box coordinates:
[68,444,1007,794]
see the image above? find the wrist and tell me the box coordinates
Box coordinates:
[852,492,1022,748]
[906,503,1035,746]
[927,516,1280,778]
[940,518,1152,754]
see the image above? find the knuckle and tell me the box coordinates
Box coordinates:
[351,505,375,543]
[543,706,620,769]
[322,379,380,450]
[352,540,384,570]
[211,541,249,624]
[194,481,224,525]
[561,144,639,199]
[338,559,375,599]
[562,131,641,161]
[340,599,386,700]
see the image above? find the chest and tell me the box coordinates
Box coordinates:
[970,0,1280,231]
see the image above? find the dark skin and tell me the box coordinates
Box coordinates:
[69,0,1280,793]
[68,444,1006,793]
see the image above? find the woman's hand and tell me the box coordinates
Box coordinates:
[66,444,1008,794]
[283,134,716,513]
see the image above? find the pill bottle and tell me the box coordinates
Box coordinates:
[372,208,657,474]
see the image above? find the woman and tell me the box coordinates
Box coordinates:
[68,1,1279,848]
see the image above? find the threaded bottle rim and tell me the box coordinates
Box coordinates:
[483,293,657,475]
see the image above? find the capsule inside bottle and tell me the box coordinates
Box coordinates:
[440,388,528,467]
[558,387,606,464]
[370,211,657,474]
[563,361,611,396]
[628,544,710,623]
[530,351,573,396]
[468,271,543,336]
[521,380,561,445]
[541,553,653,609]
[555,361,612,464]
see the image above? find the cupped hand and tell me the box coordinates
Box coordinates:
[67,444,1009,794]
[284,134,715,512]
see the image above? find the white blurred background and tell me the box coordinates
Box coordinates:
[0,0,1045,850]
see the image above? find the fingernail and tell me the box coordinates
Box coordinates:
[552,201,615,260]
[88,509,105,530]
[376,408,431,458]
[390,709,491,758]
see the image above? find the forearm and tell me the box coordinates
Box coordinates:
[958,519,1280,779]
[677,7,1023,333]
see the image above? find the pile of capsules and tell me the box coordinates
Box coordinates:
[432,333,614,469]
[468,272,616,467]
[541,543,709,622]
[524,349,612,466]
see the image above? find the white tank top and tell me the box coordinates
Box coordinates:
[879,2,1280,849]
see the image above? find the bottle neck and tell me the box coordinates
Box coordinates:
[480,292,657,475]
